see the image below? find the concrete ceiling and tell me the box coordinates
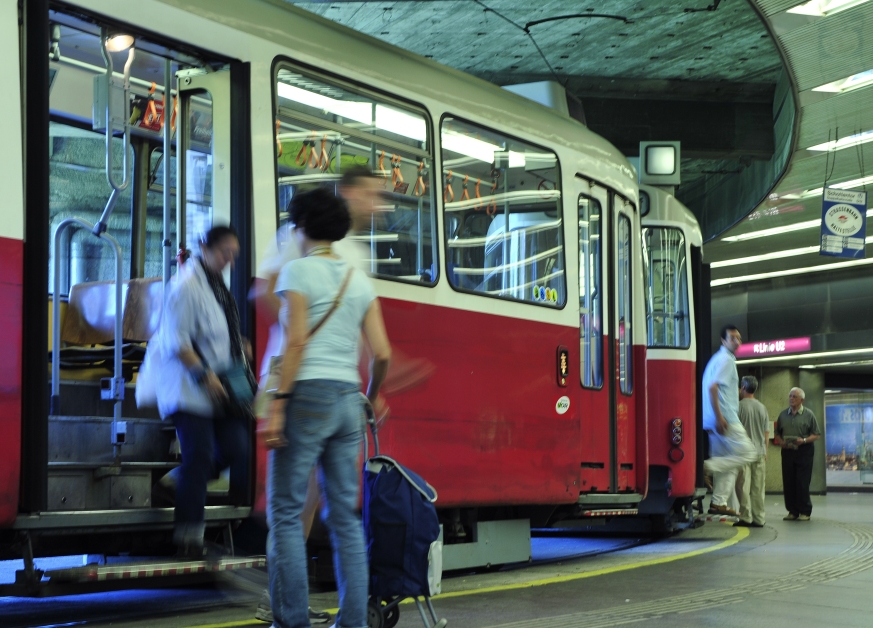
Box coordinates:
[286,0,785,236]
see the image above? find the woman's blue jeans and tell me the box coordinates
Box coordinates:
[268,380,367,628]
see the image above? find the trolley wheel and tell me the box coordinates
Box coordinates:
[367,599,385,628]
[384,605,400,628]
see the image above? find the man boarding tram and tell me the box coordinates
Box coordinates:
[702,325,758,517]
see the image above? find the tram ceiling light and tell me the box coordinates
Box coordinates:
[276,82,427,141]
[787,0,871,17]
[712,256,873,286]
[806,129,873,152]
[104,32,134,52]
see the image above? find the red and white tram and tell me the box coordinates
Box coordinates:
[0,0,704,585]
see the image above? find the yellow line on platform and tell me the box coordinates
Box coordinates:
[188,525,748,627]
[430,524,749,601]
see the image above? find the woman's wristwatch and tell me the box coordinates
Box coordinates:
[267,389,293,400]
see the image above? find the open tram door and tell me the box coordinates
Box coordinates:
[9,6,260,592]
[576,177,646,514]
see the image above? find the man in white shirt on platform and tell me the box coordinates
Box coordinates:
[702,325,758,517]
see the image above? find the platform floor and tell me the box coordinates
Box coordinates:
[5,493,873,628]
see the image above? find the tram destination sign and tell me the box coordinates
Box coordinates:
[820,188,867,259]
[734,337,811,359]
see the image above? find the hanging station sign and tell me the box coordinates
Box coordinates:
[820,188,867,259]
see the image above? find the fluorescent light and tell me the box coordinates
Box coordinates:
[801,360,873,369]
[721,219,821,242]
[787,0,871,17]
[736,346,873,366]
[721,209,873,243]
[374,105,426,141]
[277,82,371,125]
[277,83,427,141]
[442,131,498,164]
[812,68,873,94]
[807,129,873,152]
[831,174,873,190]
[710,245,819,268]
[711,256,873,286]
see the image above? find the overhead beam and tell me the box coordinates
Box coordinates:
[580,98,775,160]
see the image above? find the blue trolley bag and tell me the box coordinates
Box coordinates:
[363,455,441,599]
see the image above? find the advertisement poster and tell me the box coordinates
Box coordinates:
[820,187,867,259]
[826,403,873,484]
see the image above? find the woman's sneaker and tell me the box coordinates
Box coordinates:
[255,590,331,624]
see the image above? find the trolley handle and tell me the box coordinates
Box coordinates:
[361,393,380,457]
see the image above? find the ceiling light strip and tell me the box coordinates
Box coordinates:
[711,256,873,286]
[736,347,873,366]
[710,245,819,268]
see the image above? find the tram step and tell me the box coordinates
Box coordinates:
[49,380,161,420]
[49,415,175,463]
[43,555,266,583]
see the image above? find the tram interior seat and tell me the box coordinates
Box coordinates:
[49,277,163,379]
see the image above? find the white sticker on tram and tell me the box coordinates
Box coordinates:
[555,396,570,415]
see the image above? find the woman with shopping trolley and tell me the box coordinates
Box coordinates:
[260,186,391,628]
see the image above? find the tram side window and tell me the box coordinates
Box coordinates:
[642,227,690,349]
[617,214,632,395]
[49,122,134,293]
[274,67,437,284]
[440,117,564,306]
[579,195,602,389]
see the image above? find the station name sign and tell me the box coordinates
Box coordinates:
[820,187,867,259]
[734,337,811,359]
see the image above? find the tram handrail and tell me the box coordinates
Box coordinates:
[94,29,134,236]
[51,218,124,429]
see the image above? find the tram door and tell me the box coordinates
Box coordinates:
[577,179,642,495]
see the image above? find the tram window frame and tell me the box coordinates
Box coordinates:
[439,113,566,309]
[271,58,439,287]
[578,193,603,390]
[641,226,691,349]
